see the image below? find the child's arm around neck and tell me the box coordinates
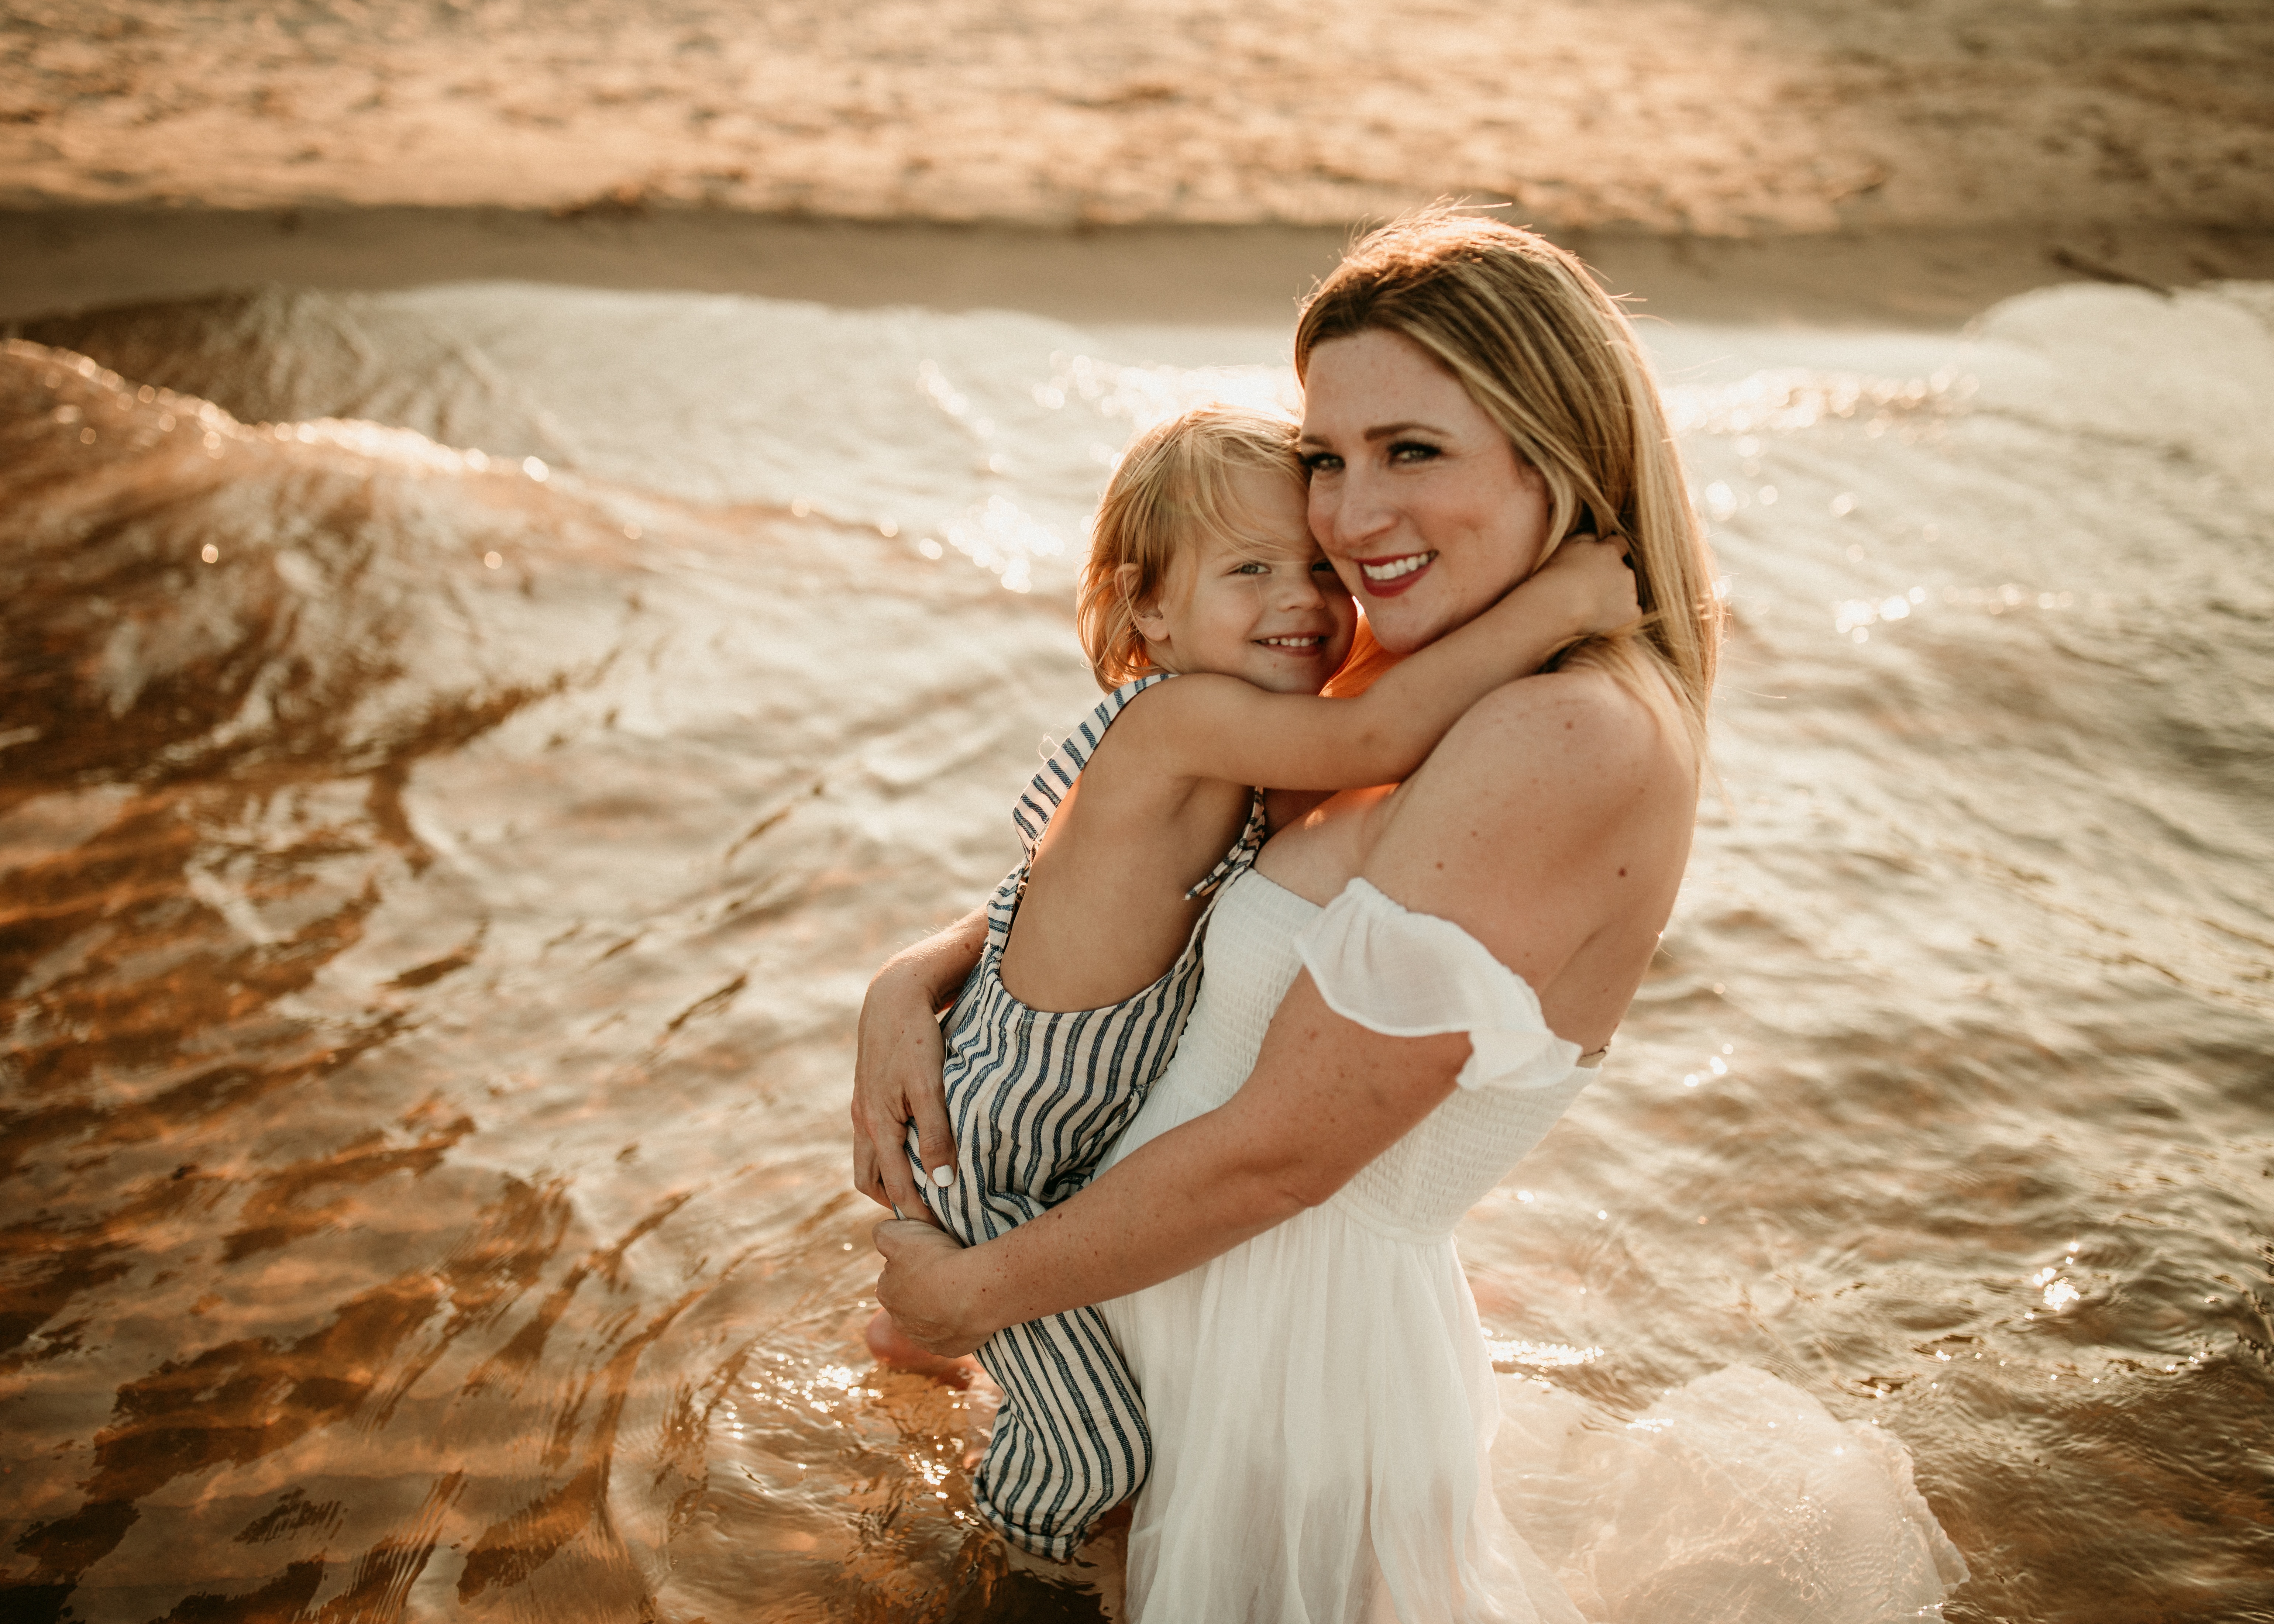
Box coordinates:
[1119,535,1637,794]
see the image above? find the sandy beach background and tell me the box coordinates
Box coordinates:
[4,0,2274,329]
[6,0,2273,235]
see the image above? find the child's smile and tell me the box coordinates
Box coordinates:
[1132,468,1357,695]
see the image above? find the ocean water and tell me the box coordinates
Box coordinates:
[1,273,2270,1623]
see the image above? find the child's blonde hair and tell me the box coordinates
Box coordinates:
[1077,403,1306,690]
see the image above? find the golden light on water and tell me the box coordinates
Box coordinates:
[1487,1339,1605,1371]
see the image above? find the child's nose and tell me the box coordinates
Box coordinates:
[1275,570,1326,606]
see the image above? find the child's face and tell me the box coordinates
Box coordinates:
[1135,468,1357,694]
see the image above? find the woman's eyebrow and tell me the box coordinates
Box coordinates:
[1297,420,1446,448]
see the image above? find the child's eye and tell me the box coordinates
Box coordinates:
[1233,561,1271,575]
[1310,558,1338,573]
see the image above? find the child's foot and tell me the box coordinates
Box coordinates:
[866,1307,982,1387]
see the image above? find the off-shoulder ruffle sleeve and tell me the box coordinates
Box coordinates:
[1296,877,1583,1092]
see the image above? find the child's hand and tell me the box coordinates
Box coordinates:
[1531,532,1641,638]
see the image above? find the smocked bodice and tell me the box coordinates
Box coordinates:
[1105,868,1594,1242]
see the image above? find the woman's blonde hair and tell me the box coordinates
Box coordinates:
[1295,207,1721,748]
[1077,403,1307,689]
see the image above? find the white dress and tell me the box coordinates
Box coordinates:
[1099,871,1968,1623]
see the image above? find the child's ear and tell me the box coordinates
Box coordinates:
[1119,563,1170,644]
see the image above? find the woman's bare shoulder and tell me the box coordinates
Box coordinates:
[1415,666,1690,812]
[1367,667,1697,989]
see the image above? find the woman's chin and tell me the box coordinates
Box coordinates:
[1364,575,1512,654]
[1360,600,1453,656]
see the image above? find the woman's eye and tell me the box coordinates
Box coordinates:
[1301,452,1342,474]
[1388,440,1440,465]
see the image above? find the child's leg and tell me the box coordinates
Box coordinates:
[891,1087,1146,1546]
[969,1303,1150,1561]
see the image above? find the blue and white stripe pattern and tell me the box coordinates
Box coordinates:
[907,672,1266,1558]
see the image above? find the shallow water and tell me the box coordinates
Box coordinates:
[1,275,2270,1623]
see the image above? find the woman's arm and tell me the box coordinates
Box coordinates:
[851,906,987,1219]
[876,672,1683,1350]
[1114,536,1637,793]
[875,975,1464,1349]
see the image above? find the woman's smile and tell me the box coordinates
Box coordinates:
[1353,549,1439,595]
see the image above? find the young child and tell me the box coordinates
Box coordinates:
[860,402,1633,1559]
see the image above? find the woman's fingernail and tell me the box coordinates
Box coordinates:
[930,1164,954,1188]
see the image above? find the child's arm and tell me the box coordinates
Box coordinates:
[1129,535,1638,791]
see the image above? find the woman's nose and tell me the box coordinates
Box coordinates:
[1316,469,1394,553]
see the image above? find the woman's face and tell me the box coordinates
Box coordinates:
[1299,328,1552,655]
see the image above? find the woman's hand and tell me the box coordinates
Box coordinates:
[1530,531,1641,638]
[851,908,986,1222]
[873,1218,987,1355]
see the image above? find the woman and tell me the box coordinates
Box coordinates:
[856,210,1713,1618]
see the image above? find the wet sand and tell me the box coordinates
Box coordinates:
[7,207,2274,342]
[7,0,2269,341]
[4,0,2271,238]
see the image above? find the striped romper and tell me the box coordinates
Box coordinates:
[904,672,1266,1560]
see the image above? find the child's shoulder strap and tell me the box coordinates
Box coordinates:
[1011,672,1173,857]
[1183,786,1269,901]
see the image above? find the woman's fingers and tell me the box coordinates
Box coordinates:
[853,966,956,1216]
[870,1127,950,1231]
[853,1127,932,1221]
[885,992,958,1182]
[873,1218,982,1355]
[853,1128,883,1208]
[865,1107,931,1219]
[875,1216,964,1262]
[908,1079,957,1195]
